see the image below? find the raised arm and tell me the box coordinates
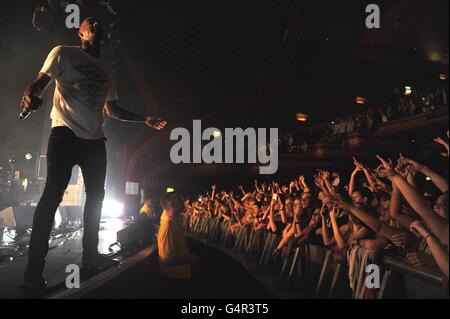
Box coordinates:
[377,155,449,246]
[399,154,448,193]
[299,176,310,193]
[329,207,347,249]
[348,157,363,196]
[339,201,403,240]
[389,184,416,229]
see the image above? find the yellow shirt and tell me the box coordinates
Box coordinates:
[140,203,152,218]
[157,211,192,279]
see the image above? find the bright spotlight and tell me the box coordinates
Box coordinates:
[166,187,175,193]
[356,96,367,105]
[296,113,309,122]
[102,198,124,218]
[404,86,412,95]
[25,153,33,160]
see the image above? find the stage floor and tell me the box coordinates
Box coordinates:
[0,218,129,299]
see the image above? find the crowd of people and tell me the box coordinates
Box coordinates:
[280,85,449,153]
[180,131,449,297]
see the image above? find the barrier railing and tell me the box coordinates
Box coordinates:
[181,214,448,299]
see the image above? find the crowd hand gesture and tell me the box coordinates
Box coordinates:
[314,174,325,188]
[298,175,306,184]
[319,169,330,181]
[434,134,449,158]
[289,181,296,188]
[353,156,364,171]
[329,204,340,220]
[144,117,167,131]
[375,155,396,178]
[397,153,423,174]
[319,204,328,219]
[394,162,411,178]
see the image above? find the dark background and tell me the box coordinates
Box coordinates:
[0,0,448,206]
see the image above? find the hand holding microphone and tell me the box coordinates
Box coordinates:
[19,94,43,120]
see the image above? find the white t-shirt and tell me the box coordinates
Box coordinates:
[40,45,117,140]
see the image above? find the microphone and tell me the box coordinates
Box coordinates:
[19,96,43,120]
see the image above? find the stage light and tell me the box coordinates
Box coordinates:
[296,113,309,122]
[25,153,33,160]
[102,198,124,218]
[404,86,412,95]
[166,187,175,193]
[440,73,447,80]
[426,176,432,181]
[356,96,367,105]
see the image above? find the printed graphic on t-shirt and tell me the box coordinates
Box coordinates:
[72,64,108,111]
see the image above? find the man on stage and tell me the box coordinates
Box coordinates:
[20,17,166,290]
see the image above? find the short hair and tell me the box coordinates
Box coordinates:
[160,193,181,211]
[353,187,374,203]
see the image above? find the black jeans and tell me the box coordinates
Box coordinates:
[26,127,107,277]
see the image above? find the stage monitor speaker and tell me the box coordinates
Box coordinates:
[117,219,154,247]
[0,206,65,230]
[10,206,35,228]
[0,207,16,228]
[58,206,83,224]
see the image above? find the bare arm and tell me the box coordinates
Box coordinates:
[377,155,449,246]
[410,221,449,279]
[400,155,448,193]
[330,209,347,249]
[104,100,147,122]
[24,72,51,97]
[321,216,334,247]
[348,168,359,197]
[20,73,51,111]
[340,202,403,240]
[389,184,416,229]
[418,165,448,193]
[391,175,448,246]
[104,100,167,129]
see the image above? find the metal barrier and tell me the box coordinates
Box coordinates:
[182,214,448,299]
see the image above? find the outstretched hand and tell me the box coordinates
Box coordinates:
[434,135,449,159]
[353,156,364,171]
[397,153,423,173]
[145,117,167,130]
[375,155,396,178]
